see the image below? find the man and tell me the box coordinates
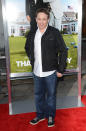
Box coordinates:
[43,0,63,30]
[25,8,67,127]
[25,0,49,31]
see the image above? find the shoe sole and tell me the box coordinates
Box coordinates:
[48,124,55,127]
[30,118,45,125]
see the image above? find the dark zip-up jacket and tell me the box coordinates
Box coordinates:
[25,26,67,73]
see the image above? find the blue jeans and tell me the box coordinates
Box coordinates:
[33,72,58,119]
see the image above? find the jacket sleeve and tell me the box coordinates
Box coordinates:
[25,0,30,16]
[55,30,68,74]
[25,31,31,59]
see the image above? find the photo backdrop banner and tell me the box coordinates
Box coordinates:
[6,0,78,75]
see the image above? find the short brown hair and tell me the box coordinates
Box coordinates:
[35,8,50,19]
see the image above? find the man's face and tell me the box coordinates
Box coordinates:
[36,12,49,30]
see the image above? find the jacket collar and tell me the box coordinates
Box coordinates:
[31,25,50,40]
[42,25,50,37]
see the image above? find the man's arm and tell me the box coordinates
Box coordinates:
[25,31,31,58]
[55,29,68,75]
[25,0,31,22]
[26,16,31,22]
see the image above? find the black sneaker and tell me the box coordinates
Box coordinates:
[30,117,45,125]
[48,116,55,127]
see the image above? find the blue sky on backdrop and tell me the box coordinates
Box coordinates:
[6,0,78,12]
[6,0,25,12]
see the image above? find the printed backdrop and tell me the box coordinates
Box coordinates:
[6,0,78,74]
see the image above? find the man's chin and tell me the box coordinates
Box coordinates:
[39,26,45,30]
[39,26,44,28]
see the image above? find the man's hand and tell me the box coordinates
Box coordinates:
[26,15,31,22]
[56,72,63,78]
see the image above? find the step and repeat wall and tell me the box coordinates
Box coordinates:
[1,0,82,114]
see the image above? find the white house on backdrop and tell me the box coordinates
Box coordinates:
[8,12,30,36]
[61,12,78,34]
[8,11,78,36]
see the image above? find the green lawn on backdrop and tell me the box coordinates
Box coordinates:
[9,35,78,73]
